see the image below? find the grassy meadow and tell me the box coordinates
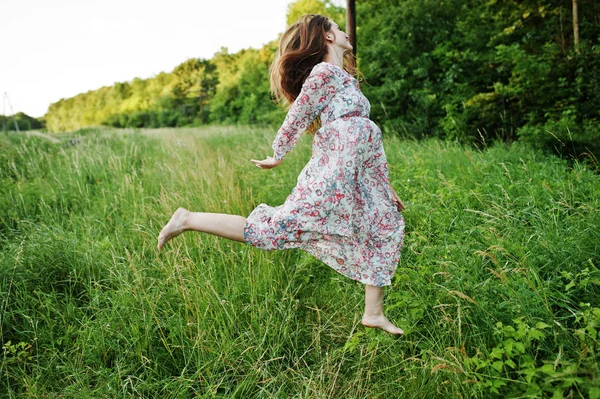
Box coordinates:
[0,126,598,398]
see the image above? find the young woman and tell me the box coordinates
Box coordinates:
[158,14,406,335]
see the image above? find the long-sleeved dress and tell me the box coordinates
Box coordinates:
[243,62,405,287]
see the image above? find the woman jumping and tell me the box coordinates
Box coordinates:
[158,14,406,335]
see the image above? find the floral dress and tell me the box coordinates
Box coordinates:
[244,62,405,287]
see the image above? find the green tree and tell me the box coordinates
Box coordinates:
[357,0,600,157]
[0,112,44,131]
[170,58,218,125]
[286,0,345,27]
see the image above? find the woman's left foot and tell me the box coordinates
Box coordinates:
[362,315,404,335]
[158,208,189,250]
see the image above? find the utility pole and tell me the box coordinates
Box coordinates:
[2,93,6,134]
[573,0,580,53]
[3,93,20,133]
[346,0,356,57]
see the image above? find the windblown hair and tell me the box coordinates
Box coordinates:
[270,14,356,107]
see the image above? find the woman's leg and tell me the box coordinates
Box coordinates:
[158,208,246,250]
[361,284,404,335]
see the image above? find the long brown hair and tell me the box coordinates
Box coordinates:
[270,14,356,107]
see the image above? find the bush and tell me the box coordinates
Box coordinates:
[518,116,600,162]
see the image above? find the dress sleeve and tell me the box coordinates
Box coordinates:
[272,63,340,161]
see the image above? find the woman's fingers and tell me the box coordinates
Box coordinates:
[397,198,406,211]
[393,199,405,212]
[395,195,405,211]
[250,157,280,169]
[390,188,406,212]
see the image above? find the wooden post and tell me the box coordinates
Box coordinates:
[346,0,356,57]
[573,0,580,53]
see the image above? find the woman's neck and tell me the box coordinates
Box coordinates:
[323,48,344,68]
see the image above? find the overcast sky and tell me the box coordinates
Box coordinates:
[0,0,344,117]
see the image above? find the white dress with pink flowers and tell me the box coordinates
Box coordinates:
[244,62,405,287]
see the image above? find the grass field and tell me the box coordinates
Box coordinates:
[1,126,599,398]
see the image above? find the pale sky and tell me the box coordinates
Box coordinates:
[0,0,343,118]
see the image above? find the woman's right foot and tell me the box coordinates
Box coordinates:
[362,314,404,335]
[158,208,189,250]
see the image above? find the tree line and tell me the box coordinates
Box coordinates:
[43,0,599,158]
[1,112,45,131]
[357,0,599,158]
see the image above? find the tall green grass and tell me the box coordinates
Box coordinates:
[0,127,598,398]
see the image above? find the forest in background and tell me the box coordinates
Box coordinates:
[41,0,600,158]
[1,113,45,132]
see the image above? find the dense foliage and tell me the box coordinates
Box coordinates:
[357,0,600,159]
[0,112,44,131]
[43,0,599,159]
[1,127,598,397]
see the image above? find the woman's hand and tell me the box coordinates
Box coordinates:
[390,187,406,212]
[251,156,282,169]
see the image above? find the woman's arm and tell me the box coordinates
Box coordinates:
[271,63,340,161]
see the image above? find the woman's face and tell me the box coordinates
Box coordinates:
[328,21,352,51]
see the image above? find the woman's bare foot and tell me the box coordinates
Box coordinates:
[362,314,404,335]
[158,208,189,250]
